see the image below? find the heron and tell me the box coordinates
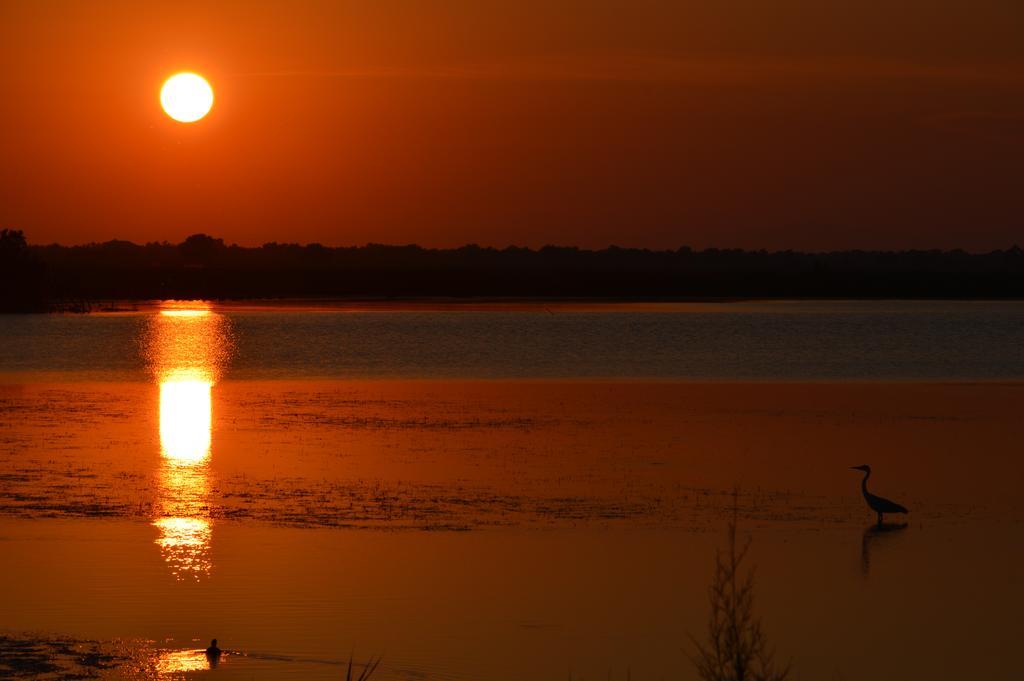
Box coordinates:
[851,465,908,525]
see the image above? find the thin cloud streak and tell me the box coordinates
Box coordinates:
[233,56,1024,84]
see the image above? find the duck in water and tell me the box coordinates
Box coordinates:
[205,639,222,667]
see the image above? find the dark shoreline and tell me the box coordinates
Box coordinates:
[4,231,1024,311]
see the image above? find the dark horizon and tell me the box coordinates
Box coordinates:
[3,229,1024,312]
[19,231,1024,257]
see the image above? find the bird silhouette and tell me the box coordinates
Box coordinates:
[851,465,908,525]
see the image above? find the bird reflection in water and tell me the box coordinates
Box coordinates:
[860,522,908,577]
[145,302,233,580]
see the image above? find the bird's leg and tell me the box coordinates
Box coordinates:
[877,512,883,526]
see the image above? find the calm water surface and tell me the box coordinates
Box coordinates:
[1,301,1023,680]
[3,300,1024,380]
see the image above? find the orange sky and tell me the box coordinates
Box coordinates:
[1,1,1022,250]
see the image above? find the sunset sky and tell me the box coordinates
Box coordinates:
[2,1,1021,250]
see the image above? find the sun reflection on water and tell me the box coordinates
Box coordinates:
[145,301,233,581]
[159,379,212,463]
[156,648,218,673]
[154,459,214,580]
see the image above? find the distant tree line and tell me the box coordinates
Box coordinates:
[0,230,47,312]
[3,231,1024,311]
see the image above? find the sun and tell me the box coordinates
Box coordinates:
[160,73,214,123]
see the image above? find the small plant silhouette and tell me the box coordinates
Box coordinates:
[688,498,791,681]
[345,653,381,681]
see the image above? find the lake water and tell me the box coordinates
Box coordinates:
[4,300,1024,381]
[1,301,1023,680]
